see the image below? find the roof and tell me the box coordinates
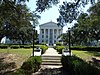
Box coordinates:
[39,21,57,27]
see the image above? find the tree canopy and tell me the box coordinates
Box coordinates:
[58,2,100,46]
[0,0,40,44]
[0,0,100,44]
[57,0,99,27]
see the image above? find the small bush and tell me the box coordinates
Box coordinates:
[54,46,65,54]
[40,45,48,54]
[41,42,46,45]
[61,56,100,75]
[23,45,31,49]
[56,42,62,46]
[10,45,20,49]
[0,45,8,49]
[20,45,33,49]
[21,56,42,74]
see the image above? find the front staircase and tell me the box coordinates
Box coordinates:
[33,48,62,75]
[41,54,62,68]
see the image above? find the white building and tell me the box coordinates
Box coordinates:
[39,21,63,45]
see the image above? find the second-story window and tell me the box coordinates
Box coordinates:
[42,35,44,38]
[41,29,44,34]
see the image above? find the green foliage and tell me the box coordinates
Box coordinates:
[57,0,96,26]
[40,45,48,54]
[11,69,24,75]
[0,0,40,43]
[0,44,8,49]
[21,56,42,74]
[41,42,46,45]
[56,42,62,46]
[58,2,100,46]
[71,46,100,51]
[0,44,38,49]
[54,46,65,54]
[10,45,20,49]
[61,56,100,75]
[20,45,32,48]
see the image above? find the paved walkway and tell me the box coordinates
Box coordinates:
[41,48,62,68]
[33,48,69,75]
[33,48,64,75]
[42,48,62,56]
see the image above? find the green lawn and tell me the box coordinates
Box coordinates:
[72,50,100,61]
[0,48,32,68]
[0,48,32,57]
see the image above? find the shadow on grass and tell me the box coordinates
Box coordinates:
[85,51,100,57]
[0,57,16,75]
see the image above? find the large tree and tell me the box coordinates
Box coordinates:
[57,0,99,27]
[0,0,99,44]
[0,1,40,44]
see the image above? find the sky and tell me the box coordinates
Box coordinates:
[26,0,91,33]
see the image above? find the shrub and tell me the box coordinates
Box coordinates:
[21,56,42,74]
[61,56,100,75]
[71,46,100,52]
[20,44,33,49]
[41,42,46,45]
[54,46,65,54]
[10,45,20,49]
[10,69,24,75]
[19,45,24,48]
[40,45,48,54]
[56,42,62,46]
[22,45,31,49]
[0,45,8,49]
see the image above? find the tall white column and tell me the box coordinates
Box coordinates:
[57,29,59,42]
[53,29,54,45]
[44,29,45,43]
[61,28,63,34]
[48,29,50,45]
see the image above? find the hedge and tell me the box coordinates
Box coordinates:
[10,45,20,49]
[40,45,48,54]
[56,42,62,46]
[0,44,37,49]
[61,56,100,75]
[21,56,42,74]
[71,46,100,52]
[0,45,8,49]
[54,46,65,54]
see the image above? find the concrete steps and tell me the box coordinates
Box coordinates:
[41,55,62,68]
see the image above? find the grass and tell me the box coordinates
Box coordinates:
[0,48,32,57]
[72,50,92,61]
[0,48,32,68]
[86,51,100,57]
[72,50,100,61]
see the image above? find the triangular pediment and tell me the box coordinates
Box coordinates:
[39,21,59,27]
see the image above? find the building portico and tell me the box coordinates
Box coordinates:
[39,21,63,45]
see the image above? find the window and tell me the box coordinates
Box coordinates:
[46,35,48,38]
[41,29,44,34]
[46,40,48,43]
[54,35,56,38]
[46,29,48,34]
[42,35,44,38]
[54,29,57,34]
[54,40,56,43]
[59,29,61,34]
[42,40,44,42]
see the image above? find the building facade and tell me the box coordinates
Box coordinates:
[39,21,63,45]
